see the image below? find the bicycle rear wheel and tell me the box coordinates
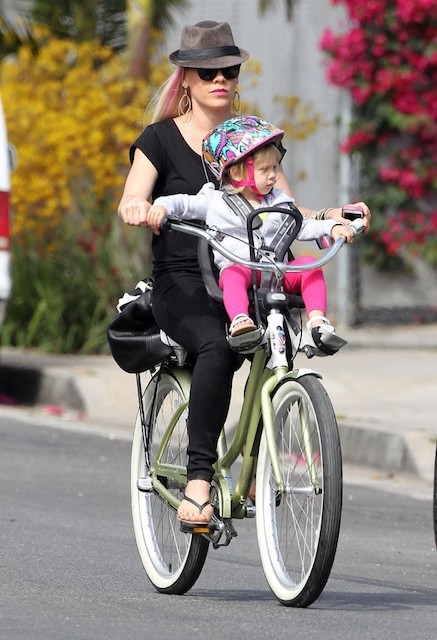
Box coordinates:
[131,367,209,594]
[256,374,342,607]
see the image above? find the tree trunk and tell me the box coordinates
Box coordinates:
[127,0,152,80]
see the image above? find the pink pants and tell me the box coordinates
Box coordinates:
[218,255,327,322]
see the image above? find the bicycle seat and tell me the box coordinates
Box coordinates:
[159,330,188,366]
[159,330,181,348]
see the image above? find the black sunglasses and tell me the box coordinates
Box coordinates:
[196,65,241,82]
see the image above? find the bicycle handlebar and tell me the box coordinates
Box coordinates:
[161,213,365,274]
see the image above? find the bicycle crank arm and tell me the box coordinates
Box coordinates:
[212,520,238,549]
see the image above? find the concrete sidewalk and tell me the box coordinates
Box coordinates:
[1,324,436,489]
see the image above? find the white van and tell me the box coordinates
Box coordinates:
[0,97,11,326]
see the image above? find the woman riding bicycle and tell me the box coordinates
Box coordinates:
[117,20,371,527]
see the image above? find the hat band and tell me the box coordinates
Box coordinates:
[177,45,240,61]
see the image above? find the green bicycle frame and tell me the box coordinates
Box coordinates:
[151,367,191,511]
[149,325,321,518]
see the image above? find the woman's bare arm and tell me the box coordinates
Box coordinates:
[117,148,159,226]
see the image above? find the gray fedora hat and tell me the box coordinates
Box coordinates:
[169,21,250,69]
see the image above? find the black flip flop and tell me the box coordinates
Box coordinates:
[177,494,213,528]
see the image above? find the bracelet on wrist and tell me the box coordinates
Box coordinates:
[315,207,333,221]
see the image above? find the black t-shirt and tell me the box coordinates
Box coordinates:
[130,119,218,277]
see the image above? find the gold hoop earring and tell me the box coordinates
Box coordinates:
[178,87,192,119]
[232,89,241,114]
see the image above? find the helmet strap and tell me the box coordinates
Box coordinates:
[231,157,264,201]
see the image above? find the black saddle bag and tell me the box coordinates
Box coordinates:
[107,278,173,374]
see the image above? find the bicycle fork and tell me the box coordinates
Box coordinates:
[261,313,320,494]
[261,373,319,495]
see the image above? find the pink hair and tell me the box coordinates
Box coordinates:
[148,67,185,123]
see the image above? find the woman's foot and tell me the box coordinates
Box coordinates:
[229,313,256,337]
[177,479,214,524]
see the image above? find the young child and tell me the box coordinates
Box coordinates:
[145,115,359,355]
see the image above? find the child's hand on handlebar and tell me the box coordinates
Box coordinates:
[331,224,356,243]
[146,205,168,235]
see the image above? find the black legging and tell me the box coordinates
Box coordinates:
[152,271,242,482]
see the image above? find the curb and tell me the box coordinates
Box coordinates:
[338,422,417,476]
[0,361,426,482]
[37,370,85,412]
[0,362,85,411]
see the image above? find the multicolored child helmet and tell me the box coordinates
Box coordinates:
[202,115,284,179]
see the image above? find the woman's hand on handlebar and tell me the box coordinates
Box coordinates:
[118,197,151,227]
[327,201,371,231]
[145,205,168,235]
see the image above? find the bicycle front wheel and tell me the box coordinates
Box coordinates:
[131,367,209,594]
[256,374,342,607]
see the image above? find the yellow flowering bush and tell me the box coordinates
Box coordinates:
[0,37,151,352]
[1,38,148,246]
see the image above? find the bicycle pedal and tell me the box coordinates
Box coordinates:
[179,521,219,535]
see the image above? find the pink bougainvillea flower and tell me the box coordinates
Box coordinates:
[321,0,437,265]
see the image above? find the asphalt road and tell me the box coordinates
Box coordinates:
[1,415,436,640]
